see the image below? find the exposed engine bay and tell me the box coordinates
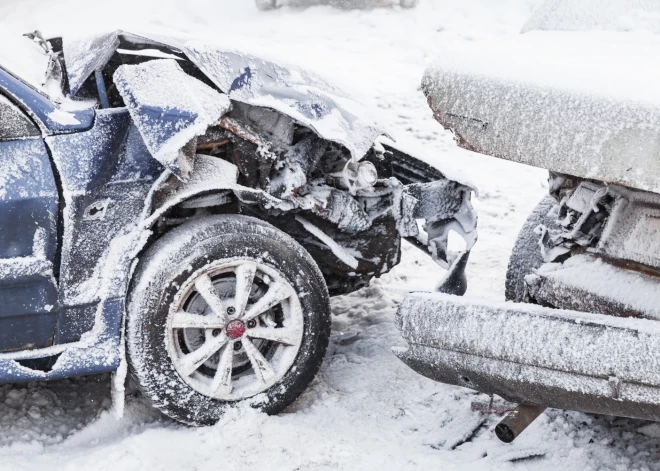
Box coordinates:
[43,30,476,297]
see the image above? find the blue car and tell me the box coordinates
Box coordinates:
[0,30,476,425]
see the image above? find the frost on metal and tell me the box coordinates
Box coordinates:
[114,59,231,178]
[0,29,478,393]
[0,95,39,140]
[395,293,660,420]
[422,33,660,194]
[64,31,120,96]
[181,44,386,161]
[63,31,388,162]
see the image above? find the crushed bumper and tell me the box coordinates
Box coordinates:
[394,293,660,421]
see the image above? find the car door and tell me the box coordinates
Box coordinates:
[0,92,60,351]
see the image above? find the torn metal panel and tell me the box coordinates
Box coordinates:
[537,178,660,270]
[113,59,232,178]
[395,293,660,421]
[148,154,288,228]
[64,30,388,161]
[64,31,121,96]
[181,44,386,161]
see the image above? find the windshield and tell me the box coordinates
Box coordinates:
[0,28,50,91]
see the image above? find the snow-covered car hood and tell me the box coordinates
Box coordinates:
[63,30,387,162]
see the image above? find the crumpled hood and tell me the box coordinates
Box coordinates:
[64,30,387,162]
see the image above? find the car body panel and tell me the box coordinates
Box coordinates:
[422,33,660,194]
[0,109,59,350]
[0,67,94,135]
[0,31,476,385]
[63,31,386,163]
[113,58,232,177]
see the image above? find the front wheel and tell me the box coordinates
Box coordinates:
[126,215,331,425]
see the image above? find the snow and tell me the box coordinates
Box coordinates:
[113,59,232,176]
[47,109,81,125]
[423,31,660,193]
[522,0,660,33]
[116,48,183,60]
[532,255,660,320]
[2,0,660,470]
[0,26,49,90]
[295,215,360,268]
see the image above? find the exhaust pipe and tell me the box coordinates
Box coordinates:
[495,404,545,443]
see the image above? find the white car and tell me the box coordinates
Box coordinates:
[256,0,418,11]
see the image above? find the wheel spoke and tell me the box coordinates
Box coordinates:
[210,343,234,396]
[234,263,257,318]
[195,274,229,323]
[178,333,228,377]
[242,282,293,322]
[171,311,227,329]
[243,338,276,383]
[247,326,300,346]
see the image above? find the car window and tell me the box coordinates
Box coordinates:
[0,94,40,140]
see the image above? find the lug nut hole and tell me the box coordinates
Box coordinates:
[227,306,236,315]
[247,320,257,328]
[233,341,242,351]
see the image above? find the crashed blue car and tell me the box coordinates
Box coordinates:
[0,30,476,425]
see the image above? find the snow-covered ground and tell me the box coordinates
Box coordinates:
[1,0,659,469]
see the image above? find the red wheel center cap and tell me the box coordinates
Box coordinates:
[226,320,246,339]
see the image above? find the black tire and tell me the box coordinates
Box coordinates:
[505,196,557,302]
[126,215,331,426]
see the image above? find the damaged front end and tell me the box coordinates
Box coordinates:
[62,30,476,297]
[393,41,660,438]
[148,106,477,296]
[395,147,660,434]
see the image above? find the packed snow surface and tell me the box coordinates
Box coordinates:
[1,0,660,470]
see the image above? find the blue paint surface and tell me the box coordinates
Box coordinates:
[0,76,152,377]
[0,67,94,134]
